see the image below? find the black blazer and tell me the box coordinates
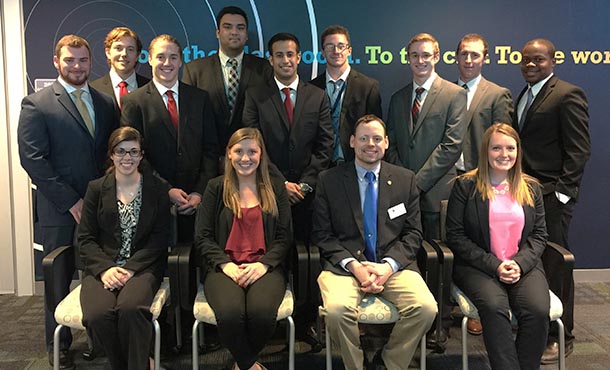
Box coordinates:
[77,170,170,279]
[312,161,423,276]
[90,72,150,108]
[513,75,591,200]
[195,176,292,273]
[18,81,119,226]
[310,68,382,162]
[242,78,333,187]
[182,53,273,149]
[120,81,219,195]
[446,176,548,279]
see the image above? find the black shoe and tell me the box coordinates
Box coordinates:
[426,328,448,353]
[48,350,75,370]
[541,340,574,364]
[367,351,387,370]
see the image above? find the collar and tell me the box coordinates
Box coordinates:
[458,73,482,91]
[218,49,245,67]
[413,72,437,93]
[528,73,554,97]
[355,161,381,182]
[57,76,90,95]
[153,79,179,97]
[109,69,137,88]
[325,65,351,84]
[274,75,300,92]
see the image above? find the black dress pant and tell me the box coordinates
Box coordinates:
[41,225,75,352]
[455,265,550,370]
[205,269,285,370]
[81,271,162,370]
[543,193,575,343]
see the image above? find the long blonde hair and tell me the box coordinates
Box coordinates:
[223,128,278,218]
[461,123,537,207]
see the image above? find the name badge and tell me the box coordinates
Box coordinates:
[388,203,407,219]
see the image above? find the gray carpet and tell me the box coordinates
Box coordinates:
[2,282,609,370]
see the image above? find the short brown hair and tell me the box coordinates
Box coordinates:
[55,35,91,59]
[149,34,183,58]
[104,27,143,53]
[320,25,351,46]
[353,114,386,136]
[457,33,489,56]
[407,33,439,54]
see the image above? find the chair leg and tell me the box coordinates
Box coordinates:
[557,318,565,370]
[461,316,469,370]
[286,316,295,370]
[325,319,332,370]
[420,333,426,370]
[175,307,182,349]
[53,324,64,370]
[154,319,161,370]
[192,320,200,370]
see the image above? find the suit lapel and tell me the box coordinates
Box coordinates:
[211,55,231,123]
[54,82,95,143]
[132,175,155,246]
[100,175,121,243]
[146,82,177,140]
[377,164,391,230]
[526,76,556,121]
[340,70,356,122]
[268,81,291,131]
[292,80,308,129]
[413,78,441,135]
[466,78,489,127]
[475,192,491,249]
[343,166,365,239]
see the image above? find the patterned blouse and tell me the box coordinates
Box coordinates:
[115,180,143,266]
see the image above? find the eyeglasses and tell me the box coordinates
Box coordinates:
[113,148,142,157]
[322,43,350,53]
[408,52,437,62]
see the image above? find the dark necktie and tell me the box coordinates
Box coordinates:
[519,87,534,129]
[118,81,128,108]
[282,87,293,126]
[227,58,239,112]
[462,83,469,91]
[71,89,94,136]
[363,171,377,262]
[329,80,345,161]
[166,90,179,131]
[411,87,425,127]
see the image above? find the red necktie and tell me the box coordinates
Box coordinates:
[166,90,179,131]
[411,87,425,128]
[282,87,293,126]
[117,81,128,108]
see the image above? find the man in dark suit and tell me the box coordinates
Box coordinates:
[90,27,149,109]
[243,32,333,242]
[18,34,118,369]
[121,34,218,242]
[386,33,467,241]
[313,115,437,370]
[310,25,382,165]
[515,38,591,363]
[182,6,272,150]
[455,33,514,172]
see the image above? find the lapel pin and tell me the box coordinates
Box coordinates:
[387,180,392,186]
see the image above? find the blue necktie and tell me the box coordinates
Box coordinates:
[363,171,377,262]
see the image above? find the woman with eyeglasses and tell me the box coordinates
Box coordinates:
[196,128,292,370]
[446,123,550,370]
[78,126,169,370]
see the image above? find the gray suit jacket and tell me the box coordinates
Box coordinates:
[462,77,514,171]
[386,76,467,212]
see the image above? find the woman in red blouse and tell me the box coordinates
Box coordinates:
[196,128,292,370]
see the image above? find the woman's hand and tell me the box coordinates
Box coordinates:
[496,260,522,284]
[101,266,134,290]
[220,262,242,283]
[237,262,269,287]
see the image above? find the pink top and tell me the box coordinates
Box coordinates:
[225,206,266,264]
[488,183,524,261]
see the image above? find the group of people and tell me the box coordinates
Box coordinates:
[17,4,590,370]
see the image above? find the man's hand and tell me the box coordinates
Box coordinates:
[169,188,195,215]
[180,193,201,215]
[496,260,522,284]
[285,182,305,205]
[361,261,394,287]
[101,266,134,290]
[236,262,269,287]
[69,198,84,224]
[347,261,383,293]
[220,262,242,283]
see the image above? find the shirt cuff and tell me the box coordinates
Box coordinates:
[340,257,357,272]
[382,257,401,273]
[555,191,570,204]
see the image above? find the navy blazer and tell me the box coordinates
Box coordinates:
[196,176,292,274]
[18,81,119,226]
[446,176,548,279]
[312,161,423,276]
[77,170,170,278]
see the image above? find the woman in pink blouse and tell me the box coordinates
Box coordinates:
[446,123,550,370]
[196,128,292,370]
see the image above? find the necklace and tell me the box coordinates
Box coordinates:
[492,183,509,195]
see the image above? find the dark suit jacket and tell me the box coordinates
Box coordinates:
[77,170,170,278]
[90,72,150,108]
[312,161,423,276]
[386,76,467,212]
[195,176,292,273]
[446,176,547,279]
[462,77,514,171]
[310,68,382,162]
[18,81,119,226]
[120,81,219,195]
[513,75,591,200]
[242,78,333,187]
[182,53,273,149]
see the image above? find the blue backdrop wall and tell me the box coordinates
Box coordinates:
[22,0,610,268]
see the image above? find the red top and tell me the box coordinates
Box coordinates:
[225,205,266,264]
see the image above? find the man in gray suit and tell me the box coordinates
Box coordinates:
[386,33,466,241]
[455,33,514,172]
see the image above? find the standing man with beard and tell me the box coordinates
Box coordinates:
[18,34,118,369]
[90,27,149,109]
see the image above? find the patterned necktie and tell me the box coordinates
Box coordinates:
[227,58,239,112]
[282,87,293,126]
[411,87,425,127]
[330,80,345,161]
[118,81,128,108]
[71,89,94,136]
[519,87,534,129]
[166,90,179,131]
[363,171,377,262]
